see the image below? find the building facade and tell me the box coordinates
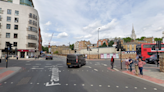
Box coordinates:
[143,37,154,43]
[51,45,69,54]
[0,0,40,58]
[74,40,91,51]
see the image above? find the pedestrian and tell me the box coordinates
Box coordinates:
[111,56,114,69]
[128,57,133,72]
[134,58,139,75]
[138,58,146,76]
[124,58,129,71]
[17,55,18,60]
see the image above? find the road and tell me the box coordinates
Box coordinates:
[0,55,164,92]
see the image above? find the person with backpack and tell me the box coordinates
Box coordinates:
[111,56,114,69]
[128,57,133,72]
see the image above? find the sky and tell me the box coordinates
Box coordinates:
[33,0,164,46]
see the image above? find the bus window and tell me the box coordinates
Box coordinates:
[147,52,156,56]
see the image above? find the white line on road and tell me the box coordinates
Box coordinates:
[99,85,102,87]
[91,84,93,86]
[82,84,85,86]
[11,82,13,84]
[113,68,119,71]
[74,84,76,86]
[31,68,44,69]
[37,83,39,84]
[125,86,128,88]
[66,84,68,86]
[4,82,7,84]
[134,87,137,89]
[26,64,31,65]
[45,66,52,67]
[154,88,157,90]
[30,82,33,84]
[94,69,98,71]
[116,86,119,88]
[108,85,110,87]
[144,87,147,89]
[33,66,39,67]
[104,64,107,66]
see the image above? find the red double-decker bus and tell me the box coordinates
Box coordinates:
[136,43,164,61]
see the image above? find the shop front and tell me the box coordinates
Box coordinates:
[18,49,36,58]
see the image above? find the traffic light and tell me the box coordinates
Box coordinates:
[75,49,76,53]
[121,46,125,51]
[116,40,121,51]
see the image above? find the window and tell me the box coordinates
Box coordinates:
[28,26,37,32]
[33,14,35,19]
[6,24,11,29]
[15,10,19,16]
[127,48,129,51]
[7,9,11,15]
[15,18,19,23]
[29,20,32,24]
[132,48,134,51]
[0,8,2,13]
[28,43,36,47]
[33,21,35,25]
[0,23,1,29]
[14,34,18,38]
[29,13,32,18]
[14,25,18,30]
[7,16,11,22]
[6,33,10,38]
[13,42,17,47]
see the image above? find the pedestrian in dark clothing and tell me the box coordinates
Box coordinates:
[128,57,133,72]
[17,55,18,60]
[111,56,114,69]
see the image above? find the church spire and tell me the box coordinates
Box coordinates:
[131,24,136,40]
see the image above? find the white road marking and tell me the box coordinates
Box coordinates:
[30,82,33,84]
[116,86,119,88]
[57,66,63,67]
[36,64,41,65]
[94,69,98,71]
[74,84,76,86]
[104,64,107,66]
[63,70,64,71]
[113,68,119,71]
[144,87,147,89]
[134,87,137,89]
[154,88,157,90]
[46,66,60,86]
[125,86,128,88]
[45,70,46,71]
[99,85,102,87]
[108,85,110,87]
[11,82,13,84]
[46,64,51,65]
[91,84,93,86]
[82,84,85,86]
[4,82,7,84]
[87,70,88,71]
[45,66,52,67]
[102,70,103,72]
[66,84,68,86]
[49,75,50,76]
[37,83,39,84]
[31,68,44,69]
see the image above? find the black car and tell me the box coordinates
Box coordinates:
[45,54,53,60]
[66,54,86,68]
[145,54,158,64]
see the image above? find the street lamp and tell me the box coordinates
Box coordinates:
[98,28,100,59]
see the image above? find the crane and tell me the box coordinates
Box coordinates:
[48,33,54,53]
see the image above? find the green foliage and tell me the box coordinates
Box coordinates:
[42,46,48,52]
[136,36,146,41]
[53,51,58,54]
[69,44,74,50]
[100,42,107,47]
[108,41,114,47]
[123,37,133,43]
[154,38,162,41]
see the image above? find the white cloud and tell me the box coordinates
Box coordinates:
[57,32,68,38]
[45,21,51,26]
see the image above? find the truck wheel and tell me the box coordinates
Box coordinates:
[68,66,70,68]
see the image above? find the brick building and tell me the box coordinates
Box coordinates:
[97,39,109,47]
[38,27,42,53]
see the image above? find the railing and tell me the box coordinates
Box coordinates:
[27,36,37,40]
[27,27,37,33]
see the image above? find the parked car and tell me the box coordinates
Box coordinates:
[66,54,86,68]
[145,54,158,64]
[45,54,53,60]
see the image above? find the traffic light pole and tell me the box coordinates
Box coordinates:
[120,49,122,70]
[6,47,8,68]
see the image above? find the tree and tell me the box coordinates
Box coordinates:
[154,38,162,41]
[100,42,107,47]
[53,51,58,54]
[136,36,146,41]
[108,41,114,47]
[69,44,74,50]
[123,37,133,43]
[42,46,48,52]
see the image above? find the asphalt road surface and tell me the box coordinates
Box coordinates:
[0,56,164,92]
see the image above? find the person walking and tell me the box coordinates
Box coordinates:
[111,56,114,69]
[124,58,129,71]
[134,58,139,75]
[128,57,133,72]
[138,58,146,76]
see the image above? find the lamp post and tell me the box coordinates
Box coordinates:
[98,28,100,59]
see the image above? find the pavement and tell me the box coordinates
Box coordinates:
[0,56,164,92]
